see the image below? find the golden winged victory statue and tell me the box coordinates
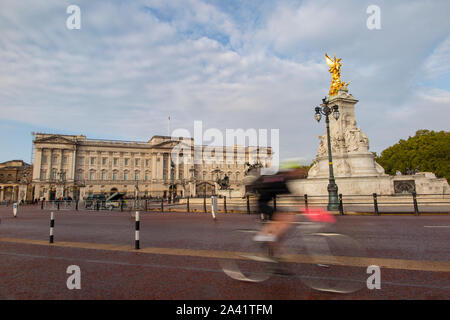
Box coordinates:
[325,53,349,96]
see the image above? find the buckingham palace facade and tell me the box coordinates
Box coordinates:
[31,133,272,200]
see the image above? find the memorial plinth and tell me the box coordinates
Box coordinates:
[290,88,449,196]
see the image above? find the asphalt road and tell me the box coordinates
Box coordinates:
[0,206,449,300]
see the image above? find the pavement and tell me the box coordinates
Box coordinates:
[0,206,449,300]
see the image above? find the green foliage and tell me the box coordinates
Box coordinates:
[375,130,450,183]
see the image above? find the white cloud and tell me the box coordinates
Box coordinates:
[422,36,450,80]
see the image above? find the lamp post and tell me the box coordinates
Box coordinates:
[189,167,196,197]
[169,160,175,203]
[314,97,340,211]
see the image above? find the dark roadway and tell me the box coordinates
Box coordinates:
[0,206,448,300]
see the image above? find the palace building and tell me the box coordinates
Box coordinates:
[31,133,272,200]
[0,160,33,202]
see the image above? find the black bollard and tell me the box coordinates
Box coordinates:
[412,191,419,216]
[224,196,227,214]
[373,193,379,216]
[187,197,190,213]
[135,211,140,250]
[49,211,55,243]
[338,194,344,215]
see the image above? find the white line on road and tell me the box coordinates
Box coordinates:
[424,226,450,228]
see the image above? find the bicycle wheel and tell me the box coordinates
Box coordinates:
[283,221,367,293]
[220,229,277,283]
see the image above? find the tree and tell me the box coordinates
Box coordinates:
[375,130,450,183]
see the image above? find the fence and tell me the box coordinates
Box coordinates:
[23,192,450,215]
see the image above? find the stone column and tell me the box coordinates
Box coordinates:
[157,153,163,180]
[33,148,43,181]
[175,155,179,182]
[59,149,64,172]
[19,185,27,202]
[0,188,4,201]
[48,149,53,180]
[151,153,157,180]
[71,149,76,181]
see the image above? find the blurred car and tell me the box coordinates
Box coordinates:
[105,192,126,210]
[84,194,107,209]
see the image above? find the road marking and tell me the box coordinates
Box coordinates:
[424,226,450,228]
[0,236,449,272]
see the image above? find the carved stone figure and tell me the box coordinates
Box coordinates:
[318,135,327,156]
[217,175,230,190]
[336,159,351,176]
[357,131,369,152]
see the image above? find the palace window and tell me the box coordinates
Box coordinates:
[145,159,149,167]
[101,171,106,180]
[135,159,140,166]
[62,156,67,164]
[102,158,107,165]
[90,157,95,165]
[125,158,129,166]
[113,158,118,166]
[124,172,128,181]
[40,170,47,180]
[145,172,149,181]
[89,171,95,180]
[113,172,117,181]
[42,155,48,164]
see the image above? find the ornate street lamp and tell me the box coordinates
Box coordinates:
[314,97,340,211]
[169,160,175,203]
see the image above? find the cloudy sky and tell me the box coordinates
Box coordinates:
[1,0,449,164]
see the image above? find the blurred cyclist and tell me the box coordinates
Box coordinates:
[252,161,306,242]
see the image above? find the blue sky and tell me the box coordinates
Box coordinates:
[0,0,449,164]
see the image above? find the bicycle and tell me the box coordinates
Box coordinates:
[220,208,367,293]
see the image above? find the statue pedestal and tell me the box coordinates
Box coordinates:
[217,188,244,198]
[301,88,449,196]
[308,88,386,179]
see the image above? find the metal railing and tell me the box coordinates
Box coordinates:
[5,192,447,215]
